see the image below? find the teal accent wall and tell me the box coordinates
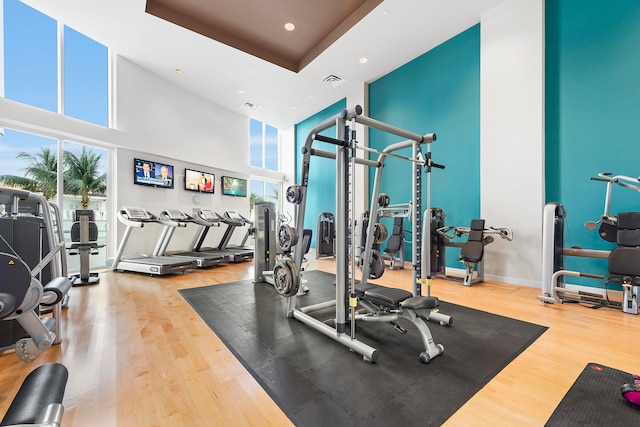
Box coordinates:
[368,24,481,267]
[295,99,347,248]
[546,0,640,287]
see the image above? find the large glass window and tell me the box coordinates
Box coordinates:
[63,26,109,126]
[249,178,279,215]
[3,0,57,111]
[0,130,109,270]
[2,0,109,127]
[249,118,279,171]
[0,129,58,198]
[63,141,108,269]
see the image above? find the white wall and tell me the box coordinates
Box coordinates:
[115,57,249,172]
[480,0,545,287]
[113,147,255,257]
[113,56,288,258]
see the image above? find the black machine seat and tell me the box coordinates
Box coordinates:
[402,296,439,311]
[0,362,68,426]
[608,212,640,279]
[69,221,100,254]
[353,281,445,363]
[364,286,414,308]
[459,219,487,263]
[354,281,380,298]
[68,209,103,285]
[608,212,640,314]
[383,217,404,269]
[360,284,439,310]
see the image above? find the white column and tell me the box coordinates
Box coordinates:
[480,0,545,287]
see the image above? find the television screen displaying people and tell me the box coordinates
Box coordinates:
[133,158,174,189]
[185,168,214,193]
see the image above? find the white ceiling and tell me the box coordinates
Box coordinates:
[21,0,505,130]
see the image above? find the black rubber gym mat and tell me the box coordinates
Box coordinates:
[180,270,547,426]
[545,363,640,426]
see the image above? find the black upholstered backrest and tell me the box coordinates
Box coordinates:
[460,219,485,263]
[70,221,99,242]
[609,212,640,276]
[385,217,404,252]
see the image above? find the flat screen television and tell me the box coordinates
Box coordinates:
[133,158,174,189]
[221,176,247,197]
[185,168,215,193]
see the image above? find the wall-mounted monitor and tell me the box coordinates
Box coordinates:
[133,158,174,189]
[221,176,247,197]
[185,168,215,193]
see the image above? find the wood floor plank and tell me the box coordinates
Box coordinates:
[1,255,638,426]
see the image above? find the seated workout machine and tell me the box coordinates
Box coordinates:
[278,105,449,363]
[606,211,640,314]
[0,187,71,362]
[383,217,405,270]
[538,172,640,314]
[0,362,68,426]
[376,199,413,270]
[68,209,103,285]
[316,212,335,258]
[436,218,513,286]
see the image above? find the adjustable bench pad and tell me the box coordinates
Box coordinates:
[1,363,68,426]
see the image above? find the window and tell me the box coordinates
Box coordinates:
[249,118,279,171]
[63,26,109,125]
[249,179,279,214]
[2,0,109,126]
[1,1,111,271]
[0,130,109,269]
[3,0,57,111]
[0,129,58,198]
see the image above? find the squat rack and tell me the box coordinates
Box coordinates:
[286,105,444,361]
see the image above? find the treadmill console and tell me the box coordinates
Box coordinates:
[165,209,189,221]
[225,210,243,221]
[123,207,152,221]
[199,209,218,221]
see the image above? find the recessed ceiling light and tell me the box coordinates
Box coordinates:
[174,68,183,74]
[237,89,246,94]
[307,93,314,99]
[284,22,295,31]
[290,105,297,110]
[359,57,369,64]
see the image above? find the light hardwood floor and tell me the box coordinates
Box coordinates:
[1,255,639,426]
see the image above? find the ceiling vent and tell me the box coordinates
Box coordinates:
[320,74,346,88]
[240,102,261,111]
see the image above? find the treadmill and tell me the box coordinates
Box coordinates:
[156,209,229,268]
[191,209,252,263]
[216,210,254,262]
[110,207,197,275]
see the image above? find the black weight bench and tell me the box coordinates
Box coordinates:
[0,363,68,427]
[353,282,444,363]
